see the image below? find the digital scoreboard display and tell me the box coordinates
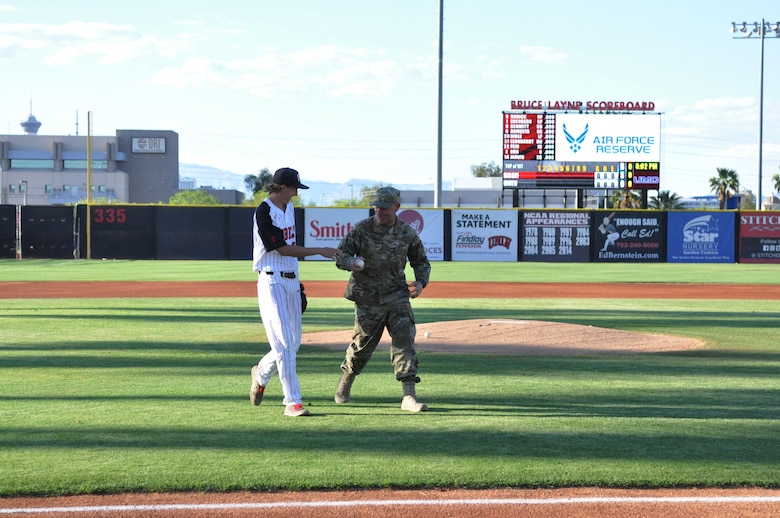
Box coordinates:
[502,112,661,190]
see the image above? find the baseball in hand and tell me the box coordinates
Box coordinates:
[351,257,365,271]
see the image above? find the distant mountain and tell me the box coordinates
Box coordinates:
[179,164,246,191]
[178,163,449,205]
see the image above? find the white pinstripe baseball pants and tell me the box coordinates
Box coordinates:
[255,273,303,406]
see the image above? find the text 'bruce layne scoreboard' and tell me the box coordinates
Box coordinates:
[502,104,661,190]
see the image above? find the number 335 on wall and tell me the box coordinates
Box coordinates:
[92,208,127,224]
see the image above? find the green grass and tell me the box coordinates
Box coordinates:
[0,260,779,496]
[0,259,778,284]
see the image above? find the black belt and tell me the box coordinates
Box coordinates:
[264,271,296,279]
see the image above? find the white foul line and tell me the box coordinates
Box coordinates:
[3,496,780,514]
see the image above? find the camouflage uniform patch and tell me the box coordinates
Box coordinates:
[336,214,431,381]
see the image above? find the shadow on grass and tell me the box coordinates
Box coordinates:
[1,419,778,467]
[4,343,780,378]
[3,305,778,331]
[0,305,355,325]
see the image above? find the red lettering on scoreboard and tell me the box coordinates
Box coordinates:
[510,100,655,112]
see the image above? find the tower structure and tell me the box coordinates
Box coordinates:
[20,100,42,134]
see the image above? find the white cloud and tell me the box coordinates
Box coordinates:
[663,96,758,137]
[150,45,433,99]
[693,97,754,110]
[0,21,192,64]
[518,45,569,64]
[150,56,234,89]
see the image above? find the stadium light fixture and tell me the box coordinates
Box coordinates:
[730,19,779,210]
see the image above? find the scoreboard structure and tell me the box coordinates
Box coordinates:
[502,110,662,190]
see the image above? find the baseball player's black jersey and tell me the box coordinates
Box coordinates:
[252,199,298,274]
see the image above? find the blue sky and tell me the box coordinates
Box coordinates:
[1,0,779,199]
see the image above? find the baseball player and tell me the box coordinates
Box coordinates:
[598,212,620,251]
[251,167,341,417]
[333,187,432,412]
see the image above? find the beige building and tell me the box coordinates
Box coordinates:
[1,124,179,205]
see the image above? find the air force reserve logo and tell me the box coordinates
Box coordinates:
[563,123,588,153]
[554,114,661,162]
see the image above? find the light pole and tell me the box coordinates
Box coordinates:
[730,20,780,210]
[434,0,443,208]
[19,180,27,206]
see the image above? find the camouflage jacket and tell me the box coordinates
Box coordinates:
[336,215,431,305]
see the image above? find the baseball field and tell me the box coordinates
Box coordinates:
[1,260,779,516]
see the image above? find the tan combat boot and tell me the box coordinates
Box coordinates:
[334,372,355,404]
[401,379,428,412]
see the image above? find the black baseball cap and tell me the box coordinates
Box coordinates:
[273,167,309,189]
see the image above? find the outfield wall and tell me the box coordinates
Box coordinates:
[1,204,778,263]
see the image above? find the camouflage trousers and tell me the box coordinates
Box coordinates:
[340,298,419,382]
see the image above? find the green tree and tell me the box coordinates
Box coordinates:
[649,190,685,209]
[708,167,739,210]
[244,168,273,196]
[773,173,780,195]
[74,196,115,206]
[470,161,501,177]
[740,191,755,211]
[242,168,303,206]
[245,191,268,206]
[354,184,389,205]
[609,189,641,209]
[331,185,369,206]
[169,190,220,205]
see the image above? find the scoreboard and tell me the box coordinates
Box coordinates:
[503,112,661,190]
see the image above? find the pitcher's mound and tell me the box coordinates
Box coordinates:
[302,319,702,355]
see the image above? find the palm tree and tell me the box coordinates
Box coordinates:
[609,189,641,209]
[708,168,739,210]
[649,190,685,209]
[772,173,780,209]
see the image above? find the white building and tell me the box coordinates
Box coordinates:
[1,112,179,205]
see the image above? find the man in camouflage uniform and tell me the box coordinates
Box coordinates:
[333,186,431,412]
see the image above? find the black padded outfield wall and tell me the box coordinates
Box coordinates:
[155,206,229,260]
[17,204,774,263]
[76,205,156,259]
[227,206,255,260]
[20,206,74,259]
[74,204,293,261]
[0,205,16,259]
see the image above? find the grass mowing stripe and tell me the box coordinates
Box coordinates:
[1,259,779,284]
[1,274,779,494]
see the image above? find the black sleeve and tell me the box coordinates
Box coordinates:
[255,203,287,252]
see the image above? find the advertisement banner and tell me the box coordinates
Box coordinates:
[451,209,518,262]
[593,210,664,262]
[667,212,735,263]
[555,113,661,162]
[303,208,369,260]
[738,211,780,263]
[521,210,591,262]
[398,209,444,261]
